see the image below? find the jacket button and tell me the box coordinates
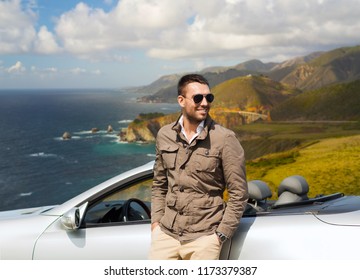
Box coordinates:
[179,186,184,192]
[179,231,183,236]
[179,211,183,215]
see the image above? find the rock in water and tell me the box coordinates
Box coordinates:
[62,131,71,140]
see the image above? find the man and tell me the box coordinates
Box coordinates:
[148,74,248,260]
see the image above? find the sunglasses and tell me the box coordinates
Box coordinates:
[182,93,215,104]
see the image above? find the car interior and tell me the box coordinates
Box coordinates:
[246,175,344,214]
[82,173,345,227]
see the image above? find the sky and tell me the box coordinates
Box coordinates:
[0,0,359,89]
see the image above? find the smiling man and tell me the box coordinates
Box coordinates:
[149,74,248,260]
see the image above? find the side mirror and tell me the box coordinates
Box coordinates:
[61,207,81,230]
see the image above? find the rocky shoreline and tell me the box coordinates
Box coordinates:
[61,108,257,143]
[62,124,122,141]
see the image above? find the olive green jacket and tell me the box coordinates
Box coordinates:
[151,115,248,242]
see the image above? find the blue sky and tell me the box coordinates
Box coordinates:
[0,0,359,89]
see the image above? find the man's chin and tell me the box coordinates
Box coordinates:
[197,110,208,119]
[197,113,207,121]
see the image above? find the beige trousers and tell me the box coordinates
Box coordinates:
[148,226,222,260]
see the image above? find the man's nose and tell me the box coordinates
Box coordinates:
[199,96,209,105]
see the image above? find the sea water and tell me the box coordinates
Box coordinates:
[0,89,179,211]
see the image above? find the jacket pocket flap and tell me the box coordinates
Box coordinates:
[159,144,179,153]
[195,150,220,158]
[195,149,220,172]
[159,145,178,169]
[166,197,176,207]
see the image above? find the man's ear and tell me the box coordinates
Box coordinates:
[177,95,185,108]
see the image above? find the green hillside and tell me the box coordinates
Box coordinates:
[270,79,360,121]
[246,134,360,198]
[309,45,360,67]
[212,75,300,110]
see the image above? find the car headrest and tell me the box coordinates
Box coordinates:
[248,180,272,201]
[273,191,307,207]
[278,175,309,196]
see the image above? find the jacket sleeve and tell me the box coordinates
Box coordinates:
[151,136,169,224]
[217,131,248,238]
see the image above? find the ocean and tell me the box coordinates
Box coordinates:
[0,89,179,212]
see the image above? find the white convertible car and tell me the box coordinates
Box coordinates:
[1,161,360,260]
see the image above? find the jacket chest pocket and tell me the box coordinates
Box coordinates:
[160,145,179,170]
[194,150,220,173]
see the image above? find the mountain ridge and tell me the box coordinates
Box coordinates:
[134,45,360,103]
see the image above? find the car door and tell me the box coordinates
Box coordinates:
[33,175,153,259]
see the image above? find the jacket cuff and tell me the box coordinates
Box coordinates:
[216,225,233,239]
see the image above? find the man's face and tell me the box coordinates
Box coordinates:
[178,82,212,124]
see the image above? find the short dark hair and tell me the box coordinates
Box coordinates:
[177,74,209,96]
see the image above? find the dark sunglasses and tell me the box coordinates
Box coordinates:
[183,93,215,104]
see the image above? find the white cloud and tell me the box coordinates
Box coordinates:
[50,0,360,62]
[45,67,58,73]
[34,26,62,54]
[1,0,360,63]
[31,66,57,73]
[7,61,26,73]
[69,67,102,76]
[151,0,360,60]
[54,0,192,58]
[0,0,37,53]
[70,67,87,75]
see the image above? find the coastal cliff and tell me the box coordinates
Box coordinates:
[121,112,178,142]
[121,109,251,143]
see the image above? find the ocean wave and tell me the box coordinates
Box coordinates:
[74,130,109,135]
[75,130,114,135]
[114,140,128,144]
[54,132,119,141]
[84,132,117,139]
[74,130,93,135]
[29,152,58,158]
[53,136,81,141]
[147,154,156,157]
[102,134,119,138]
[19,192,32,197]
[118,120,132,124]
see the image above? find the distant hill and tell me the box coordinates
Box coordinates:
[202,59,276,74]
[267,51,323,81]
[279,46,360,90]
[136,60,277,103]
[270,79,360,121]
[129,74,182,94]
[133,45,360,103]
[211,75,300,110]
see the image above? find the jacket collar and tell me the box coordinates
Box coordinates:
[172,114,214,142]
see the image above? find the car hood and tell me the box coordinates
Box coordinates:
[314,196,360,226]
[0,205,55,221]
[0,206,60,259]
